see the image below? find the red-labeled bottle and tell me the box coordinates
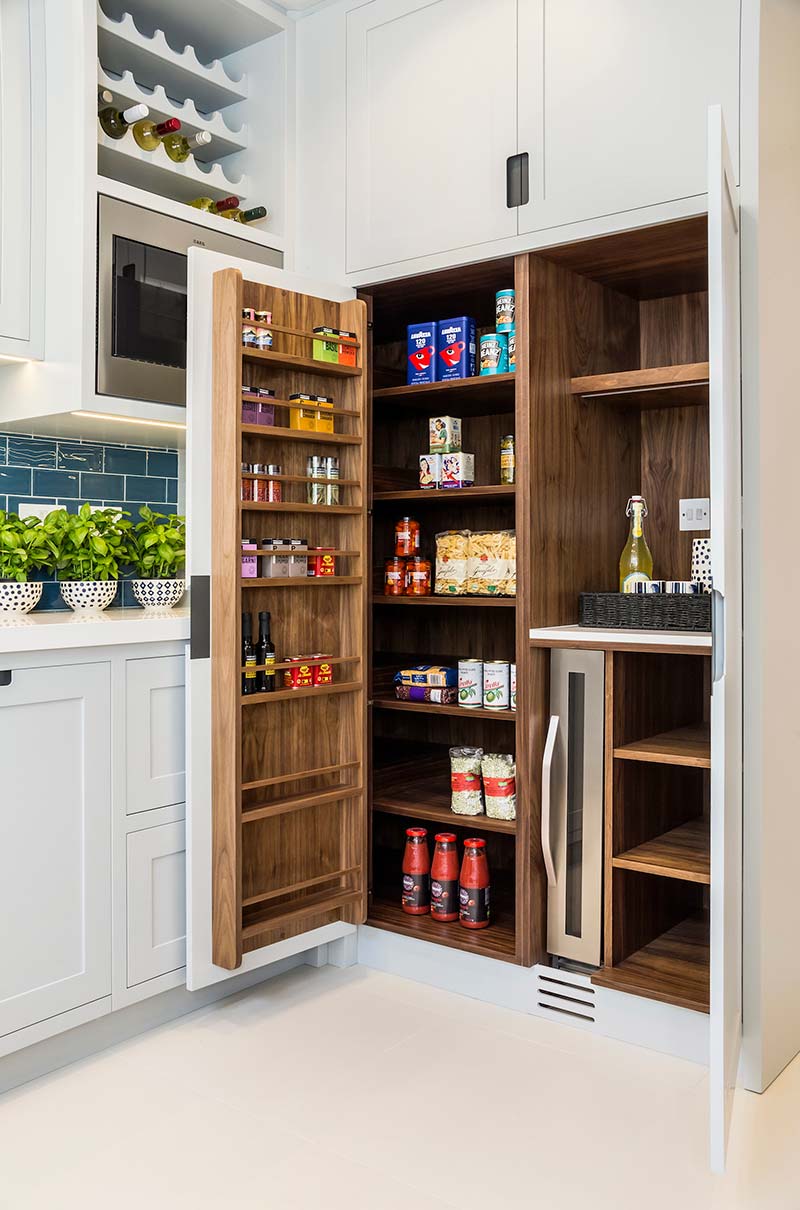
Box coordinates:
[430,832,459,922]
[459,838,490,929]
[402,827,430,915]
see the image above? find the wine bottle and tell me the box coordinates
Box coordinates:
[222,205,269,225]
[242,612,257,695]
[188,194,239,214]
[132,116,181,152]
[619,495,653,592]
[256,611,276,693]
[98,102,149,140]
[163,130,212,163]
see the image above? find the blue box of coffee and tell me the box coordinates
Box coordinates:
[436,317,476,381]
[407,321,437,386]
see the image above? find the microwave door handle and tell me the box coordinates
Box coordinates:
[541,714,559,888]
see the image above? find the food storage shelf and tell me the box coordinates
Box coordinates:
[612,818,710,884]
[240,502,362,514]
[240,680,363,706]
[373,754,516,835]
[614,724,710,768]
[241,576,362,588]
[241,424,361,446]
[242,866,361,909]
[570,362,710,409]
[591,913,709,1013]
[242,784,364,824]
[98,132,247,205]
[241,759,361,794]
[242,887,362,941]
[367,895,517,960]
[373,373,516,416]
[374,594,515,608]
[242,348,362,377]
[372,694,515,722]
[373,485,516,503]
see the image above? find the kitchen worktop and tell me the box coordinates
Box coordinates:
[0,607,191,654]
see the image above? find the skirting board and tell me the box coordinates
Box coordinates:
[357,925,709,1068]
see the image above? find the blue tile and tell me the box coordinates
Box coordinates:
[122,581,144,609]
[102,501,138,520]
[32,469,79,498]
[167,479,178,504]
[80,472,124,500]
[7,436,57,469]
[0,437,6,465]
[0,496,6,512]
[38,582,67,611]
[57,442,104,473]
[127,475,166,502]
[150,502,177,516]
[147,450,178,478]
[104,446,147,476]
[0,467,32,495]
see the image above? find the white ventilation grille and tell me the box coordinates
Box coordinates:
[536,969,597,1023]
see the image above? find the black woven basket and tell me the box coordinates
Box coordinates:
[579,592,711,632]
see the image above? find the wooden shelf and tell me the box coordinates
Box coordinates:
[372,753,516,835]
[242,887,362,941]
[374,595,515,608]
[241,576,362,587]
[529,625,711,656]
[243,321,361,350]
[612,818,710,884]
[242,398,362,420]
[242,347,362,376]
[241,501,363,514]
[241,759,361,794]
[373,373,516,415]
[242,656,360,673]
[373,485,516,503]
[591,913,709,1013]
[241,470,360,485]
[367,896,517,961]
[242,867,361,909]
[614,724,710,768]
[243,784,363,824]
[571,363,709,409]
[372,694,516,723]
[241,423,361,446]
[240,680,363,706]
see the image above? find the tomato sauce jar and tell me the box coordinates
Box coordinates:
[394,516,420,557]
[430,833,459,922]
[459,838,490,929]
[405,556,432,596]
[402,827,430,915]
[384,557,407,595]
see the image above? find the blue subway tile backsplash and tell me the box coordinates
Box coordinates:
[1,431,181,611]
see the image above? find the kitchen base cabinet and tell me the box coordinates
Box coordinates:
[126,822,187,988]
[125,655,186,815]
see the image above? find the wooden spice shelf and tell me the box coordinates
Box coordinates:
[241,576,362,588]
[241,759,361,794]
[612,817,710,884]
[372,754,517,835]
[591,913,709,1013]
[243,784,364,824]
[242,656,361,673]
[372,694,516,722]
[242,395,362,419]
[242,347,362,376]
[242,866,361,909]
[241,423,362,446]
[367,896,517,961]
[570,362,710,409]
[242,320,361,350]
[373,595,516,608]
[242,471,361,486]
[242,887,363,941]
[241,501,363,514]
[373,372,516,415]
[240,680,363,706]
[373,485,516,503]
[614,724,710,768]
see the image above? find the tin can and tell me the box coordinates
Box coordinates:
[309,549,336,577]
[458,659,483,709]
[510,663,517,711]
[306,455,327,505]
[242,326,258,348]
[479,333,509,375]
[495,289,515,332]
[283,658,314,690]
[500,434,515,485]
[483,661,510,709]
[254,309,272,325]
[241,463,254,501]
[508,327,516,373]
[325,456,340,506]
[312,657,334,686]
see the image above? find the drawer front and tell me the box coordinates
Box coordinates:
[126,655,186,814]
[127,821,186,987]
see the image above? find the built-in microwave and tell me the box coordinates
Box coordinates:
[97,195,282,406]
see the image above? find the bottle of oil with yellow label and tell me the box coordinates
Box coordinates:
[619,495,653,592]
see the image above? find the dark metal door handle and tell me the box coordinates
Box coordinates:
[506,152,530,208]
[190,576,210,660]
[0,670,12,686]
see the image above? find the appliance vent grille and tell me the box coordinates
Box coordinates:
[536,970,597,1023]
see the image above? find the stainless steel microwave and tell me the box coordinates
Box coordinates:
[97,195,282,406]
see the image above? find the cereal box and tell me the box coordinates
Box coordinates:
[429,415,462,453]
[419,453,442,489]
[440,452,475,489]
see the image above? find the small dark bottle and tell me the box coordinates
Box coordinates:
[242,611,257,695]
[256,610,276,692]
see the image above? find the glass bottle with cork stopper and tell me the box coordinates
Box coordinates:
[619,494,653,592]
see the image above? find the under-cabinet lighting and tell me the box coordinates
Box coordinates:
[71,410,187,431]
[0,354,31,363]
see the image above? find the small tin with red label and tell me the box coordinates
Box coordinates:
[308,548,336,577]
[283,658,314,690]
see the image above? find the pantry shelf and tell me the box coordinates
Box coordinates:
[242,397,362,419]
[241,424,362,446]
[242,348,362,377]
[373,373,516,416]
[614,724,710,768]
[372,695,515,722]
[367,896,517,960]
[373,485,516,503]
[244,320,361,349]
[242,656,361,673]
[241,759,361,794]
[242,887,362,942]
[242,785,364,824]
[240,502,363,515]
[591,913,710,1013]
[98,133,247,205]
[612,818,710,884]
[242,867,361,909]
[241,680,363,706]
[570,362,710,409]
[373,595,516,608]
[241,577,362,588]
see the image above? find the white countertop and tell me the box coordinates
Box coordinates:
[0,608,191,654]
[529,624,711,653]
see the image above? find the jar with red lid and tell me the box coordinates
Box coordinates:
[384,557,407,596]
[394,516,420,557]
[430,833,459,922]
[459,838,490,930]
[405,556,432,596]
[402,827,430,915]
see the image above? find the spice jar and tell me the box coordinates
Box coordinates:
[241,462,254,501]
[405,556,431,596]
[306,455,327,505]
[325,456,340,506]
[500,434,515,485]
[394,516,420,557]
[265,464,282,502]
[384,557,407,595]
[402,827,430,915]
[430,833,459,922]
[459,838,490,930]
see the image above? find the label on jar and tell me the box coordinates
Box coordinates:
[402,872,430,911]
[459,884,490,925]
[408,568,430,590]
[431,878,458,918]
[385,567,405,591]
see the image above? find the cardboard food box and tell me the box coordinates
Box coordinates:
[429,415,462,454]
[419,453,443,489]
[436,317,476,381]
[407,321,436,385]
[440,452,475,489]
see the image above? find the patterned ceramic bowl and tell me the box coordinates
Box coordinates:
[60,580,118,613]
[131,578,186,612]
[0,581,43,614]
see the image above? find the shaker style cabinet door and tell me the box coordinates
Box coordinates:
[345,0,518,273]
[517,0,740,235]
[0,662,111,1037]
[127,822,187,987]
[125,655,186,815]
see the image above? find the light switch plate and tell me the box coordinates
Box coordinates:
[679,497,710,530]
[18,502,53,521]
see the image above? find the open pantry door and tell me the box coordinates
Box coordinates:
[185,248,368,990]
[707,105,743,1173]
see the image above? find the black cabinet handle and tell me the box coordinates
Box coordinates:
[190,575,210,660]
[506,152,530,208]
[0,670,12,686]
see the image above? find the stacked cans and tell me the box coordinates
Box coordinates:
[458,659,517,710]
[306,455,340,505]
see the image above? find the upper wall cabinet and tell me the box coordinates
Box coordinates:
[0,0,45,358]
[517,0,741,236]
[346,0,518,274]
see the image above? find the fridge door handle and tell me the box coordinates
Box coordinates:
[541,714,559,888]
[712,588,725,684]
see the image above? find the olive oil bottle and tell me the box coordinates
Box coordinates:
[619,495,653,591]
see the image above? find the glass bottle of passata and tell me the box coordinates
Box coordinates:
[402,827,430,915]
[430,833,459,922]
[384,557,406,595]
[405,556,431,596]
[459,838,490,930]
[394,516,420,557]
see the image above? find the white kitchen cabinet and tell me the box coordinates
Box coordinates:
[125,655,186,815]
[345,0,518,274]
[0,661,111,1038]
[0,0,45,358]
[126,821,186,987]
[516,0,740,235]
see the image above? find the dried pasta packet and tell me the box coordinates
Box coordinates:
[435,529,470,595]
[503,531,517,596]
[450,746,484,815]
[481,752,517,820]
[467,530,515,596]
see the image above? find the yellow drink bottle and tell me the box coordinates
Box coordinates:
[619,495,653,592]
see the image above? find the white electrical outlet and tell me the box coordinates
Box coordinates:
[18,502,53,521]
[679,497,710,530]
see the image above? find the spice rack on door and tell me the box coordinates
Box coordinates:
[209,268,368,969]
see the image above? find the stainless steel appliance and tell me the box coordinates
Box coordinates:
[542,649,605,965]
[97,195,282,406]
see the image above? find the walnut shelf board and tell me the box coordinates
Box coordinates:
[241,577,362,588]
[372,754,517,835]
[570,362,709,409]
[367,897,517,961]
[373,485,516,503]
[242,656,361,673]
[242,347,362,376]
[373,373,516,415]
[614,724,711,768]
[529,625,711,656]
[243,785,364,825]
[242,866,361,909]
[242,399,362,419]
[242,887,363,941]
[372,695,516,723]
[241,502,363,514]
[241,680,362,706]
[242,470,361,485]
[241,424,362,446]
[243,320,361,350]
[591,913,710,1013]
[612,818,710,884]
[241,759,361,793]
[374,595,515,608]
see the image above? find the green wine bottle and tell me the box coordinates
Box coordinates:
[163,130,212,163]
[222,205,269,225]
[132,116,181,152]
[188,195,239,214]
[98,102,148,140]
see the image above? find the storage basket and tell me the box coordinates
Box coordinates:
[579,592,711,632]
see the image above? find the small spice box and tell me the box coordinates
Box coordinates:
[312,327,339,364]
[283,658,315,689]
[259,538,291,579]
[241,541,258,578]
[312,657,334,686]
[440,451,475,488]
[419,453,443,488]
[429,415,462,453]
[242,386,275,426]
[289,392,333,432]
[289,538,308,578]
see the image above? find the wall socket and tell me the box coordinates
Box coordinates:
[679,497,710,530]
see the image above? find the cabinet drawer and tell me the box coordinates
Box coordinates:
[127,821,186,987]
[126,655,186,814]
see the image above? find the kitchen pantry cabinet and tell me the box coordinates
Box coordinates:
[0,662,111,1038]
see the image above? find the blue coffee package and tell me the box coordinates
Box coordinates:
[407,321,436,386]
[436,316,476,381]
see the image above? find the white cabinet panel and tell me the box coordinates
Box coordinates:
[126,655,186,815]
[0,662,111,1037]
[517,0,740,235]
[346,0,518,273]
[127,822,186,987]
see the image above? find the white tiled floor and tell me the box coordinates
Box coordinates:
[0,965,797,1209]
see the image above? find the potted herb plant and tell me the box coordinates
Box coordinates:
[0,511,58,613]
[47,504,132,612]
[125,506,186,611]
